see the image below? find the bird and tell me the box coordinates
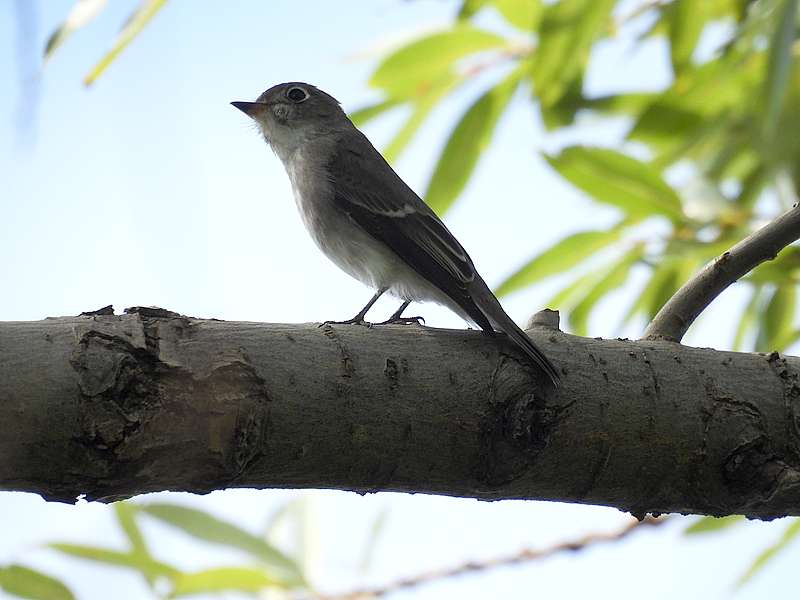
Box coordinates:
[231,82,559,386]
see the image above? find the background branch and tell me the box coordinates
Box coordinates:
[318,516,666,599]
[644,205,800,342]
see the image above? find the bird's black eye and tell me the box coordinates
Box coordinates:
[286,87,309,103]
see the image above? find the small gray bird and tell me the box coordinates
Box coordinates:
[232,82,559,385]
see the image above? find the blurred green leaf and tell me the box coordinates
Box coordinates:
[684,514,745,535]
[545,269,605,309]
[141,503,304,586]
[459,0,541,29]
[44,0,107,62]
[738,518,800,586]
[531,0,615,107]
[264,496,317,580]
[424,66,522,215]
[384,73,461,162]
[83,0,168,86]
[349,98,401,127]
[762,0,799,136]
[545,147,684,221]
[170,567,286,597]
[114,502,156,587]
[568,244,644,335]
[370,26,506,96]
[114,502,147,556]
[628,51,763,162]
[458,0,490,20]
[495,226,625,297]
[0,565,74,600]
[733,285,763,351]
[662,0,744,75]
[623,259,679,324]
[773,328,800,350]
[358,508,389,574]
[668,0,703,75]
[758,284,796,351]
[628,103,706,154]
[747,246,800,283]
[492,0,542,30]
[49,544,179,579]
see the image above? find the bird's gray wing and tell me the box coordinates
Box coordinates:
[327,133,493,331]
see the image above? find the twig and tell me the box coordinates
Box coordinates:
[644,205,800,342]
[316,516,666,600]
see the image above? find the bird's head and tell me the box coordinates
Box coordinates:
[232,82,347,158]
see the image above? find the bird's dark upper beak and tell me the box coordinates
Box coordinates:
[231,101,265,116]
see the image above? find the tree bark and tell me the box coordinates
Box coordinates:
[1,307,799,519]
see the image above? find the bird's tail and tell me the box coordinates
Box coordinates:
[471,282,560,386]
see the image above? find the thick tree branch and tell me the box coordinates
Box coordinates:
[644,205,800,342]
[2,308,800,518]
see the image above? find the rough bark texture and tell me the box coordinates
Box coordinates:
[1,307,800,519]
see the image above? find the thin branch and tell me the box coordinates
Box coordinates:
[644,204,800,342]
[317,516,666,600]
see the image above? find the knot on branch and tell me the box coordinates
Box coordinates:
[64,310,272,502]
[526,309,561,331]
[477,356,571,489]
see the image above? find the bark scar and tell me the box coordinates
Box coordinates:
[477,356,572,488]
[320,325,355,378]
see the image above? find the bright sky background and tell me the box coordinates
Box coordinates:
[1,1,798,599]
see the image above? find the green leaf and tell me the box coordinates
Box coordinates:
[458,0,490,20]
[358,508,389,574]
[531,0,615,107]
[568,245,644,336]
[773,328,800,351]
[495,226,624,297]
[545,269,608,309]
[733,285,763,351]
[44,0,108,62]
[348,99,401,127]
[141,503,304,586]
[83,0,168,86]
[369,26,506,96]
[545,147,684,221]
[114,502,147,556]
[762,0,799,136]
[623,259,678,324]
[492,0,542,31]
[170,567,286,597]
[759,284,796,351]
[684,514,745,535]
[738,518,800,586]
[747,246,800,283]
[424,67,522,215]
[114,502,156,587]
[263,496,316,578]
[0,565,75,600]
[666,0,717,75]
[48,544,179,579]
[628,51,764,161]
[383,73,461,163]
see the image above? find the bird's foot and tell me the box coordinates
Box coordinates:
[319,318,373,328]
[373,315,426,326]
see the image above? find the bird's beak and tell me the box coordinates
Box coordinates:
[231,101,265,117]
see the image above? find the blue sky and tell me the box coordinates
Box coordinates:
[1,1,798,599]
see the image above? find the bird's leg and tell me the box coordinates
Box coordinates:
[321,288,386,327]
[374,300,426,326]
